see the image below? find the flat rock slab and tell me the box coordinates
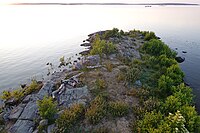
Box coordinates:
[19,101,37,120]
[9,120,34,133]
[59,86,89,107]
[9,104,25,120]
[37,81,54,100]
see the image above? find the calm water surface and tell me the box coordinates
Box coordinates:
[0,5,200,110]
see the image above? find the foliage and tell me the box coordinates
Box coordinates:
[1,80,42,102]
[104,61,113,72]
[85,96,107,124]
[149,55,177,70]
[25,80,43,95]
[55,104,84,133]
[37,96,58,122]
[158,75,174,97]
[136,111,163,132]
[165,64,184,85]
[180,105,199,132]
[90,35,116,56]
[172,83,193,105]
[95,79,106,90]
[161,95,182,114]
[59,56,65,65]
[144,31,157,41]
[166,111,189,133]
[142,39,176,58]
[108,101,129,117]
[126,67,140,83]
[102,28,122,39]
[116,72,126,82]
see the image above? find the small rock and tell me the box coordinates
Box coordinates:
[79,50,90,55]
[175,56,185,63]
[135,80,142,87]
[80,43,91,47]
[182,50,187,53]
[20,84,26,88]
[47,124,55,133]
[39,119,48,127]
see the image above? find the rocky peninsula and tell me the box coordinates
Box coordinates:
[0,28,199,133]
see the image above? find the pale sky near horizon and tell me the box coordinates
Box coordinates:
[0,0,200,4]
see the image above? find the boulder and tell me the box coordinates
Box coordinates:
[82,55,100,66]
[47,124,55,133]
[182,50,187,53]
[19,101,37,120]
[175,56,185,63]
[9,120,34,133]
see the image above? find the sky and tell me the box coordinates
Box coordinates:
[0,0,200,4]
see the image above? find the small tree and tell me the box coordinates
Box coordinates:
[37,96,57,122]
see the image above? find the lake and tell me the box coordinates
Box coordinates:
[0,5,200,111]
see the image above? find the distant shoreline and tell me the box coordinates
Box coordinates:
[12,3,199,6]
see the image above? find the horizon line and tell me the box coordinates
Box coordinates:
[11,2,199,6]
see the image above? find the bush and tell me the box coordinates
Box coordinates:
[55,104,84,132]
[126,67,140,83]
[108,101,129,117]
[25,80,43,95]
[172,83,193,105]
[1,80,42,102]
[90,35,116,56]
[161,95,182,114]
[166,64,184,85]
[95,79,106,90]
[144,31,157,41]
[105,61,113,72]
[158,75,174,97]
[85,96,107,124]
[137,111,163,132]
[102,28,121,39]
[142,39,176,58]
[37,96,57,122]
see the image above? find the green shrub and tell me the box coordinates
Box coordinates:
[37,96,57,122]
[25,80,43,95]
[85,96,107,124]
[137,111,163,132]
[95,79,106,90]
[1,80,42,102]
[90,35,116,56]
[166,64,184,85]
[126,67,140,83]
[116,72,126,82]
[144,31,157,41]
[1,90,12,101]
[55,104,84,132]
[142,39,176,58]
[180,105,199,132]
[102,28,121,39]
[105,61,113,72]
[59,56,65,65]
[158,75,174,97]
[108,101,129,117]
[161,95,182,114]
